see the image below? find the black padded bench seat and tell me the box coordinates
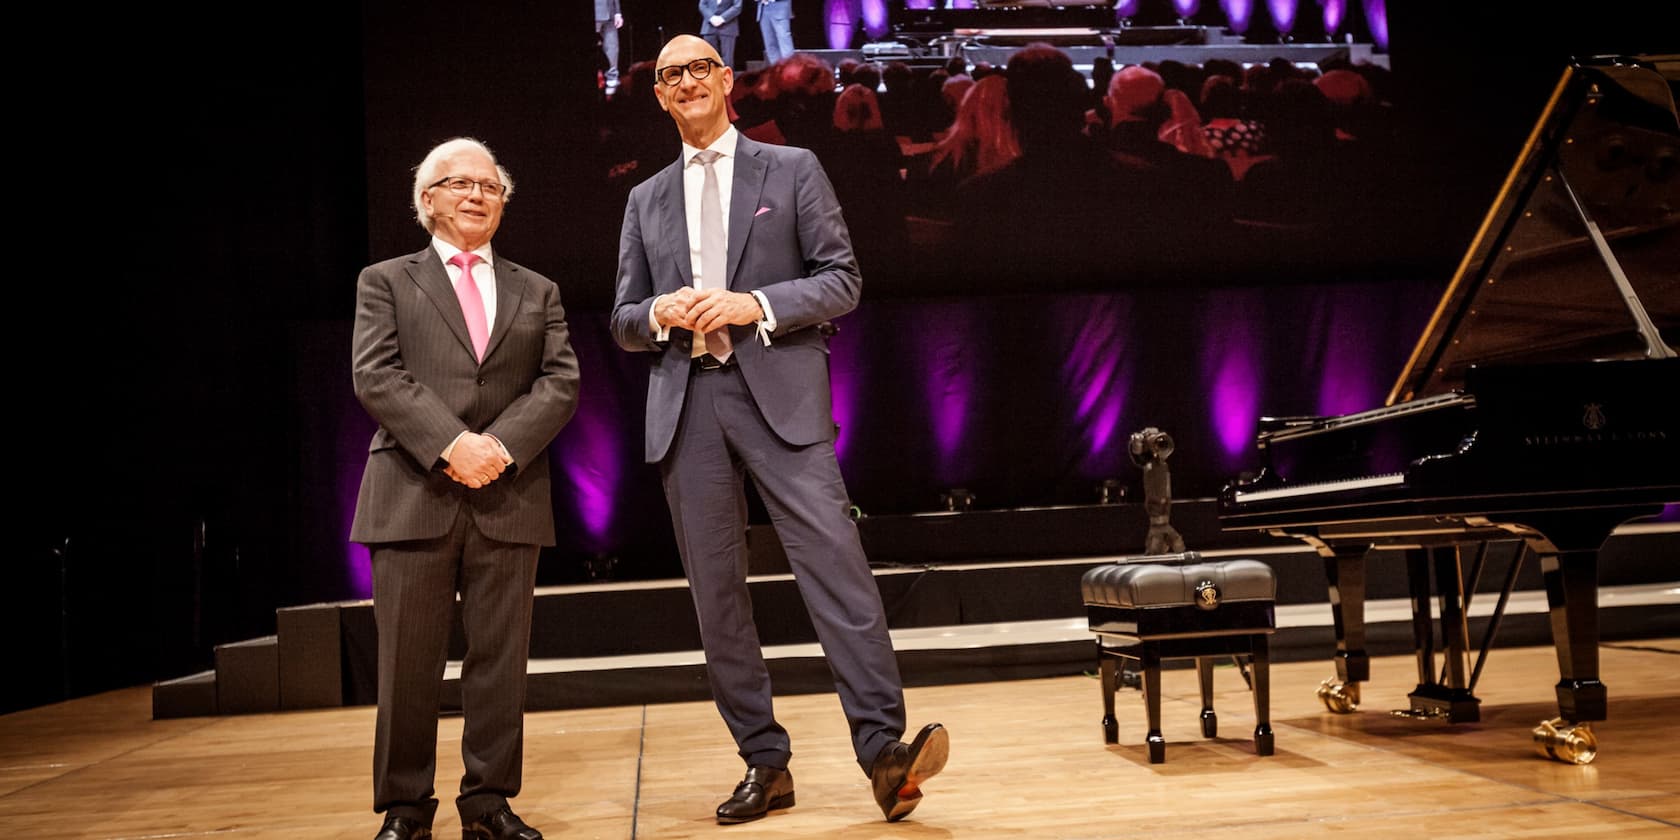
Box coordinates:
[1079,553,1277,763]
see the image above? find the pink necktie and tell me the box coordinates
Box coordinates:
[449,252,490,362]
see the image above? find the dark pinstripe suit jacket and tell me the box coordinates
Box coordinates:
[350,245,580,546]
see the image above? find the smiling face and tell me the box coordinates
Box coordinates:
[420,148,504,252]
[653,35,734,148]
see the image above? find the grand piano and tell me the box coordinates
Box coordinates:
[1218,54,1679,764]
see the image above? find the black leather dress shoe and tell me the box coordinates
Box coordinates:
[870,723,949,822]
[461,805,542,840]
[374,815,432,840]
[715,764,796,824]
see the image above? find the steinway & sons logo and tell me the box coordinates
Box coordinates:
[1522,402,1670,446]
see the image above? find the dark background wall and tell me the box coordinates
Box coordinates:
[8,0,1668,714]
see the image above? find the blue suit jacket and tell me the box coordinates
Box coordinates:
[612,134,862,464]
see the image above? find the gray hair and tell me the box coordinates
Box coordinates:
[412,137,515,232]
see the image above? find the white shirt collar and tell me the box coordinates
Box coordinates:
[681,124,740,167]
[430,237,494,268]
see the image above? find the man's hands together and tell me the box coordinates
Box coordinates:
[445,432,512,489]
[657,287,763,335]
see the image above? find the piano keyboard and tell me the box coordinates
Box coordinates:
[1232,472,1406,504]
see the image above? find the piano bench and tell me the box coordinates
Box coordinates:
[1080,555,1277,763]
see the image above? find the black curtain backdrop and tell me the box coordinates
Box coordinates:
[9,0,1668,714]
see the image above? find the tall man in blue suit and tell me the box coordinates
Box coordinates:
[698,0,742,68]
[611,34,948,826]
[352,137,580,840]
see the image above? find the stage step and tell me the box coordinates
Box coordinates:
[151,519,1679,719]
[440,581,1680,713]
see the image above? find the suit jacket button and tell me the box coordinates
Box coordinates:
[477,378,487,386]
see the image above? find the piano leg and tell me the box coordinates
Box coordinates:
[1532,546,1605,764]
[1542,548,1606,721]
[1400,545,1481,722]
[1318,547,1367,712]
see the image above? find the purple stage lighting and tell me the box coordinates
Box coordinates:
[556,407,622,551]
[1174,0,1201,20]
[1115,0,1142,18]
[339,399,378,599]
[829,329,860,462]
[340,462,372,599]
[1323,0,1346,37]
[1363,0,1388,49]
[1220,0,1254,33]
[1203,289,1264,461]
[1266,0,1297,37]
[917,303,977,482]
[862,0,888,39]
[826,0,856,49]
[1059,296,1134,468]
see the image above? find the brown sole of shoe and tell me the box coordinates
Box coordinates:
[888,724,949,822]
[716,792,796,825]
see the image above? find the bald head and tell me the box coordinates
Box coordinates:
[654,34,734,148]
[1107,65,1165,122]
[657,34,720,69]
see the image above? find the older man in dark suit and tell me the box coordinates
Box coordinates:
[351,137,580,840]
[611,34,948,825]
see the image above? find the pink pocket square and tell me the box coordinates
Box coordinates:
[754,206,772,217]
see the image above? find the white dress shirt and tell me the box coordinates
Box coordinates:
[651,125,777,345]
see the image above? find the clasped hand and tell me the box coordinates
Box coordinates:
[658,287,762,335]
[445,432,511,489]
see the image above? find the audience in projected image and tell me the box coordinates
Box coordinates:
[952,45,1210,287]
[824,83,911,274]
[591,41,1399,290]
[914,74,1019,219]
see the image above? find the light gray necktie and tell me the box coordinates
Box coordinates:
[694,149,734,361]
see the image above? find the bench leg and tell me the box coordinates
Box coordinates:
[1142,645,1165,763]
[1252,635,1274,756]
[1197,656,1217,738]
[1100,651,1119,744]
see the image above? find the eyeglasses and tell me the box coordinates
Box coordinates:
[657,57,721,86]
[428,176,507,200]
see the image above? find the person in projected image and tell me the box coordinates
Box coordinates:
[699,0,742,68]
[610,33,949,827]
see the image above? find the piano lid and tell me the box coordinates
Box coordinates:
[1389,54,1680,405]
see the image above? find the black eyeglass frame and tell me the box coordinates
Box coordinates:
[428,176,508,200]
[656,57,722,86]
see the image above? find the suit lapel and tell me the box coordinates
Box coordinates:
[656,158,693,290]
[407,247,477,362]
[484,259,524,363]
[728,137,768,290]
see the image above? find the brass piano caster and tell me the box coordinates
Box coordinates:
[1533,718,1597,765]
[1317,678,1361,713]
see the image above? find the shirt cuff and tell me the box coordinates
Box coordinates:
[750,290,777,346]
[649,294,672,342]
[440,430,470,464]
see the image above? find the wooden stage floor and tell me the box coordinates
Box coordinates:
[3,639,1678,838]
